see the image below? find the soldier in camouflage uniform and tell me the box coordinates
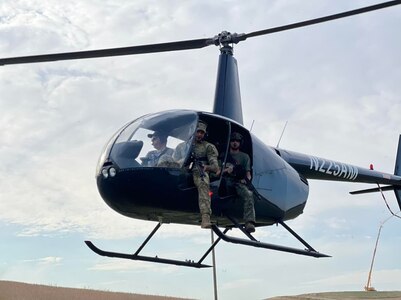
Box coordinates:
[222,132,256,233]
[191,121,220,229]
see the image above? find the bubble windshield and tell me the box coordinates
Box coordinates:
[105,110,198,169]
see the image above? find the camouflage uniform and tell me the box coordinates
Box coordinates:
[226,151,255,224]
[158,141,191,168]
[172,141,191,166]
[234,180,255,223]
[143,147,174,167]
[192,141,219,216]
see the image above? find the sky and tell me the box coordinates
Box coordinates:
[1,0,401,299]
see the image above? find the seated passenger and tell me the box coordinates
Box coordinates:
[222,132,256,233]
[141,131,173,167]
[173,140,191,166]
[156,139,190,168]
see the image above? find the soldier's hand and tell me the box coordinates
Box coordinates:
[224,164,234,174]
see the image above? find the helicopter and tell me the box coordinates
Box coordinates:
[1,1,401,269]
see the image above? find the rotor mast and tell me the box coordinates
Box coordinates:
[212,31,246,125]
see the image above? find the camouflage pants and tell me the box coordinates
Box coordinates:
[193,172,211,216]
[235,182,255,223]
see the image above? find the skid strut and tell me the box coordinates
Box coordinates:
[212,217,330,258]
[85,222,229,269]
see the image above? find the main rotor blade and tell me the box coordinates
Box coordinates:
[244,0,401,39]
[0,38,212,66]
[1,1,400,66]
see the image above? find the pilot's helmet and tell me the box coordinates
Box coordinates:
[230,132,243,141]
[197,121,207,133]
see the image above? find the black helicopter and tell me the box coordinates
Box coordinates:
[1,1,401,269]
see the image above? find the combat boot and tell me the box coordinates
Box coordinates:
[245,221,255,233]
[201,214,212,229]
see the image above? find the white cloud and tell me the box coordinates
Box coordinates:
[1,1,401,299]
[23,256,63,266]
[221,277,263,291]
[89,259,177,274]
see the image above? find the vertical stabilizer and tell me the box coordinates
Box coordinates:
[394,135,401,209]
[213,47,243,124]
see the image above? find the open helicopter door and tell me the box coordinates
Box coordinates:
[215,122,253,200]
[192,114,254,199]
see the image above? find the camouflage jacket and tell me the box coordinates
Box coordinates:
[192,141,219,173]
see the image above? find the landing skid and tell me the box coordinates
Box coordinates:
[85,222,229,269]
[85,240,210,268]
[213,216,330,258]
[85,218,329,269]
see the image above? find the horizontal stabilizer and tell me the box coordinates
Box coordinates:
[350,185,394,195]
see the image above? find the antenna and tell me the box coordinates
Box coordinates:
[276,121,288,148]
[250,120,255,132]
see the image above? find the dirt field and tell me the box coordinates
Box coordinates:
[0,281,193,300]
[267,291,401,300]
[2,280,401,300]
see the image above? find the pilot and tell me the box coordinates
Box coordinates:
[191,121,220,229]
[142,131,174,167]
[222,132,256,233]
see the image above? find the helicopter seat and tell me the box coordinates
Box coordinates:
[217,176,237,198]
[112,140,143,168]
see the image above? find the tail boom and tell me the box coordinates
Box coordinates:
[277,148,401,187]
[277,134,401,210]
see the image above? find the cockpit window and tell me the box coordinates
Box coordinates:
[104,111,198,169]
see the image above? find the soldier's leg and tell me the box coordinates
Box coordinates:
[235,183,255,222]
[193,173,211,228]
[235,183,255,232]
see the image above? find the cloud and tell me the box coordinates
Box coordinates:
[221,277,263,291]
[23,256,63,266]
[89,260,177,274]
[1,0,399,247]
[1,2,401,298]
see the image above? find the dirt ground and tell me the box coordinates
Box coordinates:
[267,291,401,300]
[1,280,401,300]
[0,281,193,300]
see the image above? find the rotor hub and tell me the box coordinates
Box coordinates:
[210,31,246,47]
[207,31,246,55]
